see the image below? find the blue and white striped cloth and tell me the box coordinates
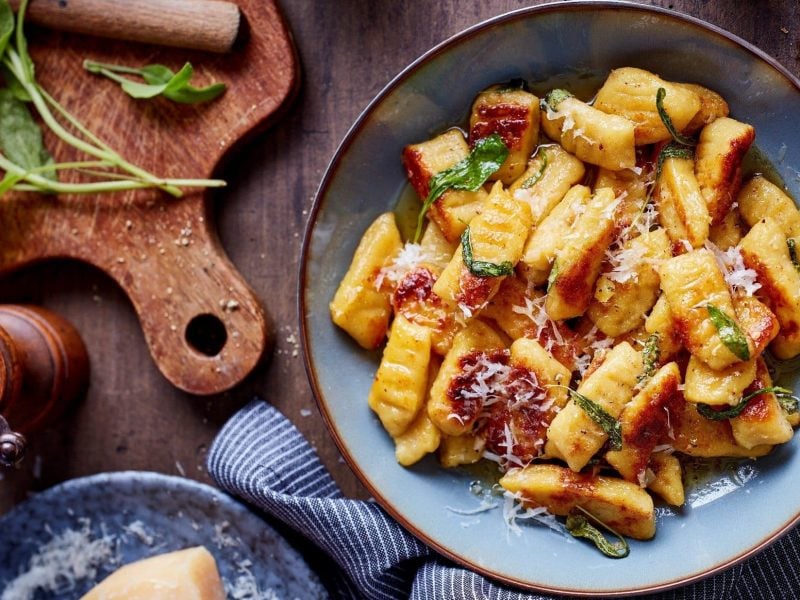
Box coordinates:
[207,400,798,599]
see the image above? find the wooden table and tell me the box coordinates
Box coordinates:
[1,0,798,530]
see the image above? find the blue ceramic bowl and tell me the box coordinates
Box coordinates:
[300,2,800,595]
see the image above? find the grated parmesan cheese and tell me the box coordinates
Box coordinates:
[1,519,119,600]
[501,491,567,541]
[374,242,444,290]
[705,241,761,297]
[512,295,564,352]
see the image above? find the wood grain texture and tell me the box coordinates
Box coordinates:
[11,0,242,53]
[0,0,798,543]
[0,0,297,395]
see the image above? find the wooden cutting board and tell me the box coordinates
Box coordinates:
[0,0,298,394]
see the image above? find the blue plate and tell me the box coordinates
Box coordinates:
[0,472,326,599]
[300,2,800,596]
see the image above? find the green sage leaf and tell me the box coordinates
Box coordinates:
[656,141,693,182]
[788,238,800,273]
[541,88,573,112]
[460,225,513,278]
[705,304,750,361]
[0,88,55,181]
[414,133,508,242]
[567,388,622,450]
[14,0,33,80]
[566,506,629,559]
[546,260,559,293]
[638,333,661,384]
[520,148,548,189]
[2,63,30,101]
[655,87,695,146]
[697,386,795,420]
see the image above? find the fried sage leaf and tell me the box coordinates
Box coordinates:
[567,388,622,451]
[520,147,548,189]
[566,506,629,559]
[655,87,695,146]
[414,133,508,242]
[788,238,800,273]
[705,304,750,361]
[638,333,661,384]
[460,225,513,278]
[697,386,795,420]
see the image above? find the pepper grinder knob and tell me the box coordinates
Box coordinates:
[0,305,89,468]
[0,417,25,467]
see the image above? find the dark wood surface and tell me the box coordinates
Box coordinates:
[1,0,798,527]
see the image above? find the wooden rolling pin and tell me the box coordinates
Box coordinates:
[10,0,241,53]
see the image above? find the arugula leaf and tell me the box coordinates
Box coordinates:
[655,87,695,146]
[0,0,13,58]
[638,333,661,384]
[83,60,226,104]
[414,133,508,242]
[460,225,513,277]
[656,141,693,182]
[697,386,796,420]
[0,88,55,181]
[520,148,548,189]
[705,304,750,361]
[566,506,629,559]
[788,238,800,273]
[567,388,622,450]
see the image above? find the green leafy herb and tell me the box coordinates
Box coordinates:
[520,148,548,189]
[705,304,750,361]
[0,0,224,197]
[655,87,695,146]
[788,238,800,273]
[414,133,508,242]
[0,88,55,180]
[460,226,513,277]
[566,506,629,559]
[83,60,226,104]
[655,141,694,182]
[697,386,796,420]
[566,388,622,450]
[638,333,661,384]
[546,260,559,293]
[0,0,12,58]
[541,88,573,112]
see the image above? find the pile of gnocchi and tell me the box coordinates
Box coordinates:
[330,66,800,550]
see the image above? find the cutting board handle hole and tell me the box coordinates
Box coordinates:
[185,314,227,357]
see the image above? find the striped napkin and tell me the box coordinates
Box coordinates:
[206,399,796,599]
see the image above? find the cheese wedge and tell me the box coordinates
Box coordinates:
[81,546,225,600]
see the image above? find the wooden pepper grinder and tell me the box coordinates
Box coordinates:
[0,305,89,467]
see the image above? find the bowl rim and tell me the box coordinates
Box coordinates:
[298,1,800,595]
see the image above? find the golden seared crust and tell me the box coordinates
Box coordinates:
[658,249,753,370]
[739,218,800,359]
[546,188,619,320]
[677,82,729,134]
[541,96,636,170]
[733,295,779,359]
[330,213,402,349]
[738,175,800,242]
[606,362,682,484]
[500,463,656,540]
[730,358,793,449]
[656,156,710,248]
[469,87,540,185]
[647,452,685,506]
[695,117,755,225]
[594,67,700,145]
[683,355,757,406]
[509,144,586,226]
[670,393,772,458]
[402,129,487,242]
[545,342,642,471]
